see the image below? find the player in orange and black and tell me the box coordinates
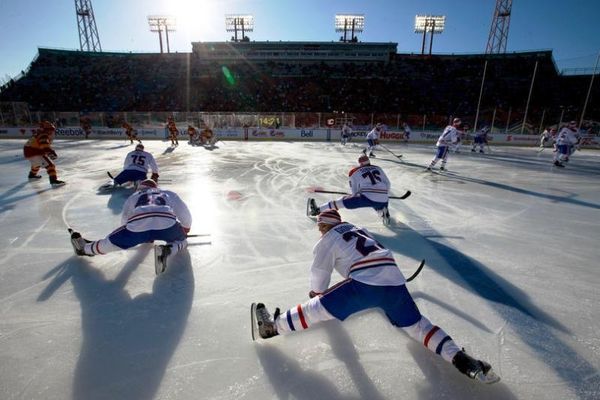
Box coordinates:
[167,117,179,146]
[187,125,198,145]
[200,126,215,146]
[80,116,92,139]
[23,121,65,186]
[122,122,141,144]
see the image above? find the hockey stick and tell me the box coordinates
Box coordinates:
[379,144,403,159]
[406,259,425,282]
[186,234,210,237]
[313,189,412,200]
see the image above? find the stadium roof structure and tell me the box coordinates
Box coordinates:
[191,41,398,62]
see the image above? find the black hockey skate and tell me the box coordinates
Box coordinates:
[251,303,280,340]
[380,206,391,226]
[50,177,66,187]
[28,173,42,180]
[68,229,93,257]
[306,198,319,217]
[452,350,500,384]
[154,244,172,275]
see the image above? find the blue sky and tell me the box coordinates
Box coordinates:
[1,0,599,82]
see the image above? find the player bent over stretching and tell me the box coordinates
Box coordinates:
[70,179,192,274]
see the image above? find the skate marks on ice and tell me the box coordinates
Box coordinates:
[372,222,600,398]
[37,249,194,400]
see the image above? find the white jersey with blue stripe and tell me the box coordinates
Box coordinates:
[348,165,390,202]
[436,126,458,147]
[309,222,405,293]
[122,150,159,174]
[121,188,192,233]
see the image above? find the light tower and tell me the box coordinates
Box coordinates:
[225,15,254,42]
[335,14,365,43]
[414,15,445,55]
[74,0,102,52]
[486,0,512,54]
[147,16,176,53]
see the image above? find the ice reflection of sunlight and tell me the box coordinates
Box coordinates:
[187,171,218,238]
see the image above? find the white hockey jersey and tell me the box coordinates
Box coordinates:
[436,125,459,147]
[556,127,580,146]
[121,187,192,233]
[366,127,380,141]
[309,222,405,293]
[348,164,390,202]
[122,150,159,174]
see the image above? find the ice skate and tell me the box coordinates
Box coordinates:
[68,229,93,257]
[554,160,565,168]
[154,244,172,275]
[307,198,320,217]
[50,177,66,187]
[251,303,280,340]
[452,350,500,384]
[381,206,391,225]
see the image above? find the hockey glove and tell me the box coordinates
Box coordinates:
[47,149,58,160]
[309,290,322,299]
[151,173,159,182]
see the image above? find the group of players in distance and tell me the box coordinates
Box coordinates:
[23,118,500,385]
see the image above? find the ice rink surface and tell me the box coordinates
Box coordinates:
[0,138,599,400]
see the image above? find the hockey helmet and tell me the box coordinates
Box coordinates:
[358,155,370,166]
[138,179,158,190]
[452,118,462,125]
[40,120,56,131]
[317,209,342,226]
[135,143,144,151]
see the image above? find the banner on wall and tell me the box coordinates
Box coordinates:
[1,126,598,148]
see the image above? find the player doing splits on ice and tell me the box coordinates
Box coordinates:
[70,179,192,274]
[252,209,500,384]
[308,155,391,224]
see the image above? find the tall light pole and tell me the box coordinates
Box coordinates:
[74,0,102,52]
[414,15,445,55]
[148,15,176,53]
[579,52,600,128]
[225,15,254,42]
[335,14,365,43]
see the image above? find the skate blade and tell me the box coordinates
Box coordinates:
[154,245,166,275]
[98,183,114,192]
[305,198,317,220]
[475,369,501,384]
[250,302,258,341]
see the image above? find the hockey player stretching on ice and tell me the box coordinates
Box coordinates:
[110,144,159,188]
[427,118,462,171]
[252,209,500,384]
[308,155,391,223]
[70,179,192,274]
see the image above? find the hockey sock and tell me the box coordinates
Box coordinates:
[402,316,461,363]
[275,296,335,334]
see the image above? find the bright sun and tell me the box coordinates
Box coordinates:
[170,0,221,38]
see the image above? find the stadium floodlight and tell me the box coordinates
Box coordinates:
[414,15,445,55]
[335,14,365,43]
[225,14,254,42]
[148,15,176,53]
